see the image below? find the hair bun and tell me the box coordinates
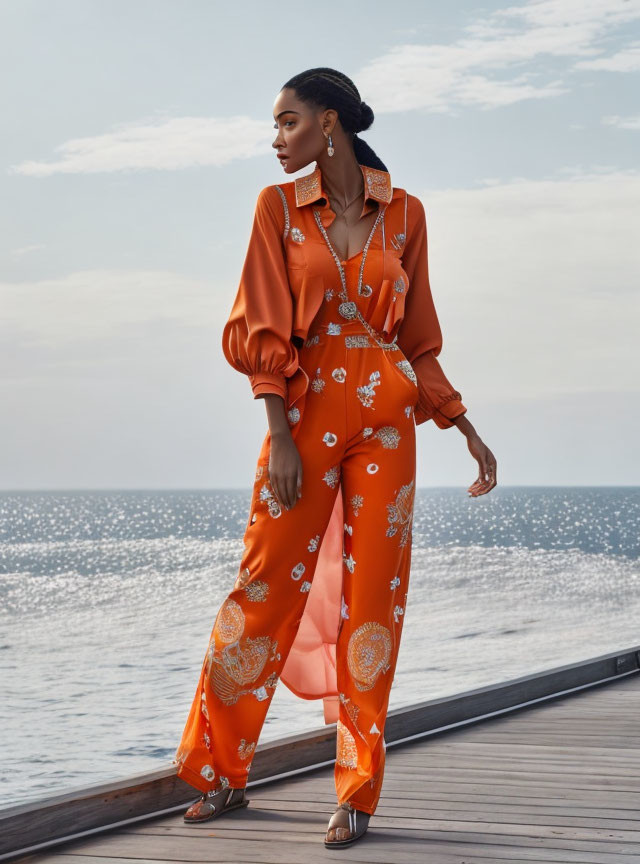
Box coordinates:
[358,101,374,132]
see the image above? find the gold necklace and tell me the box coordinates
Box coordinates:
[328,186,363,218]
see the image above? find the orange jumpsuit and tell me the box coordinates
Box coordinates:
[174,163,467,815]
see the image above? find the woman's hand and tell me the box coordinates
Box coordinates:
[268,429,303,511]
[451,414,497,496]
[466,432,497,496]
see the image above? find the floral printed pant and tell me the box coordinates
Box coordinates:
[174,316,419,815]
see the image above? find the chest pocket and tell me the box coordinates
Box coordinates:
[284,229,308,270]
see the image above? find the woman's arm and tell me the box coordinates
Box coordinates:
[396,193,467,429]
[221,185,303,509]
[222,185,299,399]
[257,393,302,510]
[398,193,497,495]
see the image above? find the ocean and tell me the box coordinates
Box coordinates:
[0,486,638,809]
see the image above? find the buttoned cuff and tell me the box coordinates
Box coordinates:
[249,371,287,400]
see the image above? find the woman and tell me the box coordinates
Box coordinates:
[173,67,497,849]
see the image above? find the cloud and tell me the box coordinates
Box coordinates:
[412,167,640,399]
[10,244,47,258]
[2,169,638,402]
[9,114,274,177]
[0,269,228,349]
[602,113,640,129]
[10,1,640,177]
[356,0,640,112]
[575,40,640,71]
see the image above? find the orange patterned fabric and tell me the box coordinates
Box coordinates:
[222,162,466,428]
[174,162,466,814]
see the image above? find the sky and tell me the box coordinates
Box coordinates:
[1,0,638,490]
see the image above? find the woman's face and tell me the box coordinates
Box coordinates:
[272,87,332,174]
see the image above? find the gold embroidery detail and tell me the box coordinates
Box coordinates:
[209,635,276,706]
[336,719,358,768]
[213,598,245,644]
[347,621,392,691]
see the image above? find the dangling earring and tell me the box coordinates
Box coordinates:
[327,133,334,157]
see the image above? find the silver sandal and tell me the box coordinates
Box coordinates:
[324,801,371,847]
[183,785,249,823]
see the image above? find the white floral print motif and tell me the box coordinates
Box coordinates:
[389,575,400,590]
[396,359,418,385]
[350,494,364,516]
[357,370,381,409]
[393,605,404,623]
[385,480,415,548]
[338,692,368,745]
[311,367,325,393]
[325,288,335,301]
[290,226,305,242]
[374,426,400,449]
[300,580,312,593]
[200,764,215,782]
[323,431,338,447]
[341,595,350,619]
[287,407,300,424]
[259,483,282,518]
[332,367,346,382]
[244,580,269,602]
[291,562,306,581]
[366,463,379,474]
[308,533,321,552]
[324,465,340,488]
[237,738,256,760]
[363,427,373,437]
[343,552,356,573]
[327,322,342,335]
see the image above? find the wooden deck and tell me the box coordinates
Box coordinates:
[11,662,640,863]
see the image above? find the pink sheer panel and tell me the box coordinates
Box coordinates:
[280,489,344,724]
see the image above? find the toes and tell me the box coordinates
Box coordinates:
[326,825,351,843]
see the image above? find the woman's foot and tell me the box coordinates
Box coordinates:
[183,785,249,823]
[324,801,371,847]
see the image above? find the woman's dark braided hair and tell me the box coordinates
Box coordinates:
[281,67,388,172]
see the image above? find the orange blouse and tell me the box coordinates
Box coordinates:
[222,162,466,429]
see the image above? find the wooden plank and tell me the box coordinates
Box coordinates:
[16,816,640,862]
[3,650,640,862]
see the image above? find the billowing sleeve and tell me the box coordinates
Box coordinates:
[221,185,299,400]
[397,193,467,429]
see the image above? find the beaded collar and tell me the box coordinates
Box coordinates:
[294,162,393,208]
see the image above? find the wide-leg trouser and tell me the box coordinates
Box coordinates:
[174,321,419,815]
